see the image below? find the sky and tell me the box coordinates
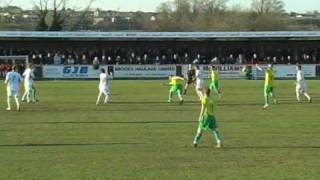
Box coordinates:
[3,0,320,13]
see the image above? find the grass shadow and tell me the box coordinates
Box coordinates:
[0,142,148,148]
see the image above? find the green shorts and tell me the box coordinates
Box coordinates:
[198,115,217,131]
[170,84,183,94]
[264,85,274,96]
[209,80,219,90]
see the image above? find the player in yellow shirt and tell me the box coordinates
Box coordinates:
[209,66,222,98]
[256,64,278,109]
[168,75,184,105]
[193,87,222,148]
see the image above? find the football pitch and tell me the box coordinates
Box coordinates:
[0,79,320,180]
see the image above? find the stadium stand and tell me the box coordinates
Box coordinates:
[0,31,319,65]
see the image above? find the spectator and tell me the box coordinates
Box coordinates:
[175,53,181,64]
[74,54,80,64]
[44,53,52,64]
[196,54,201,64]
[211,57,218,64]
[136,56,142,65]
[31,54,37,64]
[287,56,292,64]
[155,56,160,65]
[61,54,66,64]
[121,57,127,64]
[81,54,88,64]
[101,56,107,65]
[116,56,121,65]
[161,55,166,64]
[93,56,100,69]
[143,54,148,64]
[0,47,318,65]
[193,58,199,64]
[67,55,75,65]
[266,56,271,64]
[227,54,235,64]
[0,64,5,78]
[129,52,135,64]
[107,56,113,64]
[183,53,190,64]
[312,55,317,64]
[53,53,62,65]
[38,53,43,64]
[252,53,258,64]
[273,56,277,64]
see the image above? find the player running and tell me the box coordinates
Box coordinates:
[168,75,184,105]
[4,65,23,111]
[195,66,204,100]
[183,64,196,95]
[256,64,278,109]
[193,87,222,148]
[21,64,36,103]
[295,64,312,103]
[209,66,222,98]
[96,68,113,105]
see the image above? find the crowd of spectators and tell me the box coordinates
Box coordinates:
[0,47,319,66]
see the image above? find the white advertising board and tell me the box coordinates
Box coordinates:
[113,65,176,78]
[183,65,246,79]
[43,65,102,78]
[253,65,316,79]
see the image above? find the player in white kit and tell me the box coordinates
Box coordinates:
[96,68,113,105]
[4,65,23,111]
[21,64,35,103]
[295,64,312,103]
[195,66,204,100]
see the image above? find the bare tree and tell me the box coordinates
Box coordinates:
[191,0,229,30]
[251,0,284,15]
[34,0,68,31]
[249,0,286,30]
[49,0,67,31]
[194,0,228,14]
[152,2,175,31]
[173,0,192,21]
[35,0,49,31]
[70,0,95,31]
[152,0,193,31]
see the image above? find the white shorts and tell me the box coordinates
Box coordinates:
[7,87,19,97]
[196,80,204,90]
[24,82,33,91]
[99,85,110,95]
[296,83,307,93]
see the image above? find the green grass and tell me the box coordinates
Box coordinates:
[0,79,320,180]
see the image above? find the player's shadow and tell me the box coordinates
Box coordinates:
[111,101,176,105]
[108,101,201,107]
[217,100,320,107]
[196,145,320,149]
[110,100,320,106]
[1,120,255,125]
[40,120,196,124]
[0,142,148,148]
[14,108,188,113]
[226,146,320,149]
